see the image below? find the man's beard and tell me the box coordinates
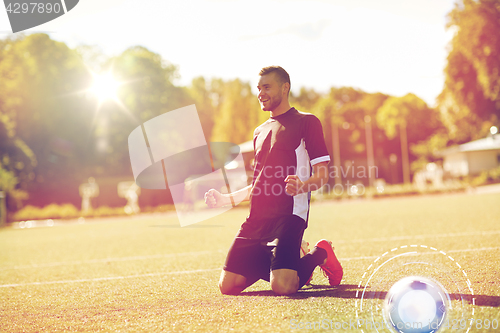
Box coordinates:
[262,94,282,111]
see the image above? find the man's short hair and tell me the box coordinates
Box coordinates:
[259,66,290,93]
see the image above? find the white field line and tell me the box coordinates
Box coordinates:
[1,247,498,288]
[340,246,500,261]
[335,229,500,244]
[3,230,499,270]
[4,250,225,270]
[0,268,220,288]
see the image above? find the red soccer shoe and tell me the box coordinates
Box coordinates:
[315,239,343,286]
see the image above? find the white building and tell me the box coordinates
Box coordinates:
[438,135,500,177]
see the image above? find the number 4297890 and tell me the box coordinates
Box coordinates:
[6,2,62,14]
[444,319,499,330]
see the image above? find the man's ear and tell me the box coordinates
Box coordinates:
[283,82,290,96]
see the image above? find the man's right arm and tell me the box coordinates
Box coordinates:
[204,184,252,208]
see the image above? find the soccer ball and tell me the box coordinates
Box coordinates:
[384,276,449,333]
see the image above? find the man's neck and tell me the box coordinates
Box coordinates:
[270,101,292,118]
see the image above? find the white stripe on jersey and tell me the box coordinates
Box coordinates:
[293,139,310,220]
[311,155,330,166]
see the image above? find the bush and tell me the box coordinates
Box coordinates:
[13,203,80,221]
[470,166,500,187]
[83,206,126,218]
[142,204,176,213]
[12,203,180,222]
[314,181,467,201]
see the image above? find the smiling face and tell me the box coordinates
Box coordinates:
[257,72,288,112]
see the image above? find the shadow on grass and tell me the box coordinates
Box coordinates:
[468,295,500,307]
[240,284,500,306]
[289,284,360,299]
[239,284,359,298]
[358,290,500,307]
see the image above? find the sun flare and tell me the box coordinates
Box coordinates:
[90,72,120,102]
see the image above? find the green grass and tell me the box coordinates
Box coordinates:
[1,193,499,332]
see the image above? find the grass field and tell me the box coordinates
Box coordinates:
[1,192,499,332]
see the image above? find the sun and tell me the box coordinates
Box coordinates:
[90,72,120,102]
[84,67,138,127]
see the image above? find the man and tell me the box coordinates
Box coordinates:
[204,66,342,295]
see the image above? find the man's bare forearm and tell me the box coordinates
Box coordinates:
[300,162,329,193]
[221,184,252,206]
[301,172,329,193]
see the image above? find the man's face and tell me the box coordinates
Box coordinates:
[257,73,285,112]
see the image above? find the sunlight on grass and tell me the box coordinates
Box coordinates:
[0,193,499,332]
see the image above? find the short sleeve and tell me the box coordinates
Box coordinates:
[304,115,330,166]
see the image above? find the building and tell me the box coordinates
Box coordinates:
[438,134,500,177]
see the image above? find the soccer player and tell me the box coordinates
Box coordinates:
[204,66,343,295]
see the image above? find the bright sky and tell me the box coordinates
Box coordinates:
[0,0,457,106]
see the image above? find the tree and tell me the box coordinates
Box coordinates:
[94,46,192,176]
[210,78,261,144]
[290,87,322,112]
[449,0,500,103]
[439,0,500,141]
[377,93,442,143]
[377,93,444,183]
[0,34,90,209]
[112,46,188,123]
[319,87,367,158]
[188,76,216,142]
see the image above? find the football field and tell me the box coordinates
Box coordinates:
[1,192,499,332]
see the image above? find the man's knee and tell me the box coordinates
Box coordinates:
[271,278,298,295]
[219,270,247,295]
[219,279,242,295]
[270,269,299,295]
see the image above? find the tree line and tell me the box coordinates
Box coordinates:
[0,0,498,213]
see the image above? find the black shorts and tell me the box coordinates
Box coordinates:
[223,215,306,282]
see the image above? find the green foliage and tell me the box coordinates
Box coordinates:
[0,167,17,192]
[142,204,176,213]
[0,33,92,189]
[13,203,79,220]
[312,87,383,158]
[409,132,450,172]
[11,203,143,220]
[376,93,443,143]
[2,29,481,215]
[439,0,500,141]
[211,78,261,144]
[470,166,500,186]
[0,165,28,209]
[189,76,216,141]
[449,0,500,103]
[290,87,322,111]
[90,46,193,175]
[85,205,126,218]
[318,182,467,200]
[113,46,187,122]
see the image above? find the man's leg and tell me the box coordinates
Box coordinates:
[296,246,327,287]
[219,270,259,295]
[270,269,299,295]
[270,245,328,295]
[268,215,308,295]
[220,220,269,295]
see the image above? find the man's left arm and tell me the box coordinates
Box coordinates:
[284,162,329,196]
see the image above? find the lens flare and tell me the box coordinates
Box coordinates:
[90,72,120,102]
